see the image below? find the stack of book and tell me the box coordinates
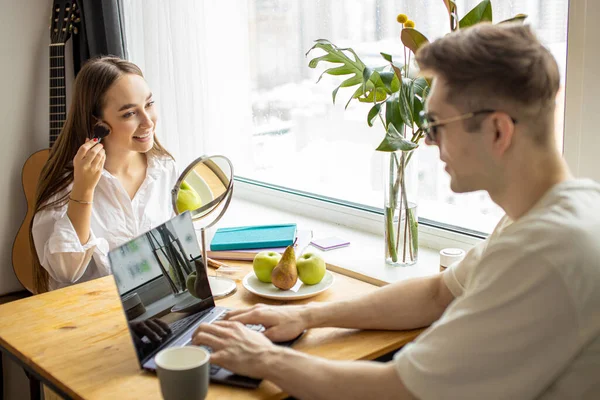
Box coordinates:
[208,223,312,261]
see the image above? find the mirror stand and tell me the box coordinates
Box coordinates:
[199,227,236,298]
[173,154,238,302]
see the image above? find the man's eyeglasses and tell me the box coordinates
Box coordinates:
[418,109,518,143]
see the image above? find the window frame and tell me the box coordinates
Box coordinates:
[563,0,599,181]
[234,178,484,251]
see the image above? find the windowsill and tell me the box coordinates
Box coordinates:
[208,196,444,286]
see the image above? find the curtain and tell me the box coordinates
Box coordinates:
[73,0,126,74]
[120,0,254,172]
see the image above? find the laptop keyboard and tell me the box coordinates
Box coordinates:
[168,310,210,337]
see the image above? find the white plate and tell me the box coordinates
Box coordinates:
[242,271,335,301]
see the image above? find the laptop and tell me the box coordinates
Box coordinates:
[108,211,296,389]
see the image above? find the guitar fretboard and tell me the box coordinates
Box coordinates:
[50,43,67,148]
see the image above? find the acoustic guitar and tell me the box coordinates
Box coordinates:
[12,1,80,292]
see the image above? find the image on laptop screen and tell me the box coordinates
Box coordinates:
[110,211,200,295]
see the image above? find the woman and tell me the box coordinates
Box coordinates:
[31,56,178,293]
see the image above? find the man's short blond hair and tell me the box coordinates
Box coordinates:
[416,23,560,145]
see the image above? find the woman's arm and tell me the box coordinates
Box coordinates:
[68,139,105,244]
[32,206,106,285]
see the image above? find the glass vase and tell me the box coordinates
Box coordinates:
[384,150,418,266]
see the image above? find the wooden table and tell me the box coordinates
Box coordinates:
[0,263,422,399]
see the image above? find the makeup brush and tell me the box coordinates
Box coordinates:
[93,124,111,142]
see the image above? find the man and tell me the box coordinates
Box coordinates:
[192,23,600,399]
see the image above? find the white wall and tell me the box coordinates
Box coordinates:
[1,0,72,398]
[0,0,74,295]
[564,0,600,181]
[1,0,50,293]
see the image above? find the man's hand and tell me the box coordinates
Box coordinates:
[224,304,310,342]
[192,321,276,378]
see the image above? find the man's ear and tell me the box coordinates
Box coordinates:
[491,113,516,156]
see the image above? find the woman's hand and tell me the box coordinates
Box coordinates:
[72,138,105,199]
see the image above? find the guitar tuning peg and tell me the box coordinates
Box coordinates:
[54,18,58,22]
[73,27,78,35]
[75,18,81,23]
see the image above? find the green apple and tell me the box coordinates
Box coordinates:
[296,253,326,285]
[176,181,203,213]
[186,271,198,298]
[253,251,282,283]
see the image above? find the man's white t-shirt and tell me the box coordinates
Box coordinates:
[394,179,600,399]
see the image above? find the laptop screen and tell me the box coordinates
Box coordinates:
[108,211,215,364]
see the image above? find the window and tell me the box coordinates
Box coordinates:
[243,0,569,235]
[121,0,569,237]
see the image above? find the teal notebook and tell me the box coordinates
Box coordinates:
[210,223,297,251]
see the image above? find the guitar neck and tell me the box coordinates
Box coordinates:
[49,43,67,148]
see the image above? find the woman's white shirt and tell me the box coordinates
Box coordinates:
[32,155,178,291]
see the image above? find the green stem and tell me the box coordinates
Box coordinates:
[395,153,405,253]
[386,153,398,262]
[409,207,419,257]
[377,110,386,129]
[387,128,423,265]
[403,201,409,262]
[398,157,412,262]
[385,206,398,262]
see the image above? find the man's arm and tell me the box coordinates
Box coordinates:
[193,321,417,400]
[263,347,416,400]
[307,273,455,331]
[228,273,455,340]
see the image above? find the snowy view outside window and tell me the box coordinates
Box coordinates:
[241,0,568,235]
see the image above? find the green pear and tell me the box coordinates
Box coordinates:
[186,271,198,298]
[176,181,203,213]
[271,245,298,290]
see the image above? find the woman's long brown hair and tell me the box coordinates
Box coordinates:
[31,56,173,293]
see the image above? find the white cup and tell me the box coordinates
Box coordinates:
[155,346,210,400]
[439,248,466,272]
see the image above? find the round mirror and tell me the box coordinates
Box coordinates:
[171,155,233,222]
[171,155,237,300]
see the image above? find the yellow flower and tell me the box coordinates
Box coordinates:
[396,14,408,24]
[405,20,416,28]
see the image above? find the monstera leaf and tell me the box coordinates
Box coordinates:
[307,39,399,108]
